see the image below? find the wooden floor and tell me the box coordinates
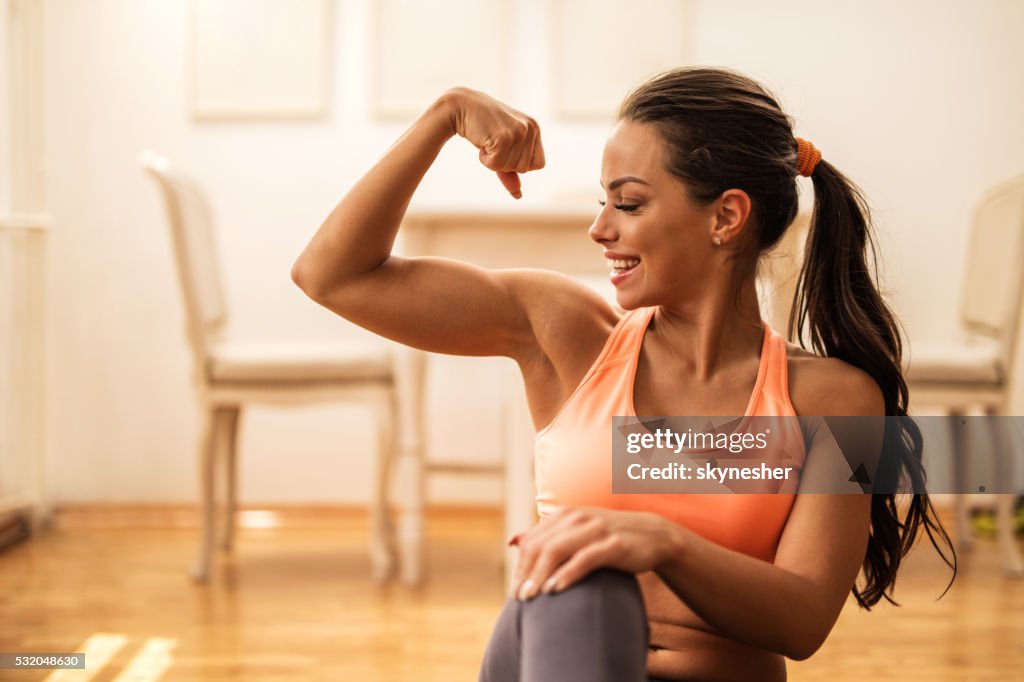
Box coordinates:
[0,504,1021,681]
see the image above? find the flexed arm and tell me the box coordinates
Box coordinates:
[290,88,568,361]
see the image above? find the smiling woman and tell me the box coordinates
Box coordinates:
[290,68,957,681]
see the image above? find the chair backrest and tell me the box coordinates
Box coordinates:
[960,173,1024,365]
[140,152,227,367]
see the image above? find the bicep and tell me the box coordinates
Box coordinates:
[302,255,614,362]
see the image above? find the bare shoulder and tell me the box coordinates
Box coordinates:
[499,269,621,428]
[784,342,886,417]
[501,268,620,367]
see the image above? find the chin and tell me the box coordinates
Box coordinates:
[613,291,648,311]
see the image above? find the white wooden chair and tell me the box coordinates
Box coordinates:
[905,172,1024,577]
[140,152,400,583]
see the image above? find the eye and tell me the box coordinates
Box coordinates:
[597,200,639,212]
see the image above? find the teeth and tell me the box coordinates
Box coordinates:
[607,258,640,270]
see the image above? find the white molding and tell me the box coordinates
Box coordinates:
[2,0,48,524]
[0,212,52,231]
[0,224,47,523]
[549,0,695,121]
[369,0,512,120]
[6,0,46,211]
[188,0,333,121]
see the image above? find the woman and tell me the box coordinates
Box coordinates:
[291,67,956,681]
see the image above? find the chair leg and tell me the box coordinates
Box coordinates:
[989,416,1024,578]
[191,407,223,582]
[397,446,425,586]
[394,347,426,586]
[995,495,1024,578]
[950,412,973,552]
[370,391,397,584]
[502,362,538,584]
[220,406,241,552]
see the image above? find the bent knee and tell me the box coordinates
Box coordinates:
[559,568,642,600]
[524,568,645,622]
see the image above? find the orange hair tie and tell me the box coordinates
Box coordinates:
[795,137,821,177]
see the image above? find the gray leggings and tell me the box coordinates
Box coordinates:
[477,568,671,682]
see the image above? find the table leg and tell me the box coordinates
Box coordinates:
[502,362,536,583]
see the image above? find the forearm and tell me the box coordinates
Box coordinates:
[291,92,457,294]
[655,524,838,660]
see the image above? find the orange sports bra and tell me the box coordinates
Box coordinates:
[533,306,807,563]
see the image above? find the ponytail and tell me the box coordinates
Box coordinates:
[793,161,957,607]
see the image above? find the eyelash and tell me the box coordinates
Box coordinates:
[598,200,639,212]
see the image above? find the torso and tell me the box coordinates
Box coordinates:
[515,302,831,682]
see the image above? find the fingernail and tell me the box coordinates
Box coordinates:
[541,576,559,594]
[517,579,535,601]
[512,191,522,199]
[507,534,521,547]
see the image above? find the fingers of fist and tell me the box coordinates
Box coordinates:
[446,88,545,197]
[478,117,544,174]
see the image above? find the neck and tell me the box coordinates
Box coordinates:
[648,277,764,381]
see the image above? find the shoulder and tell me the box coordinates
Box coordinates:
[502,268,614,313]
[499,267,620,369]
[784,342,886,417]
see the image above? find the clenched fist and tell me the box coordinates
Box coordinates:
[443,87,546,199]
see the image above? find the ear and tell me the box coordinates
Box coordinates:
[709,189,753,246]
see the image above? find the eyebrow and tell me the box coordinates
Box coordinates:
[600,176,651,191]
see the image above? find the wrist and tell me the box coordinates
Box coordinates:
[654,518,688,574]
[431,88,463,139]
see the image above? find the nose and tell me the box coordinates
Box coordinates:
[588,206,618,245]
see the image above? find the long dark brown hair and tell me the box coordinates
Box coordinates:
[619,66,956,608]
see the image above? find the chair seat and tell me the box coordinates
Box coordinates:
[904,337,1003,384]
[207,339,393,383]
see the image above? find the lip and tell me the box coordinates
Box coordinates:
[609,260,640,286]
[603,250,641,260]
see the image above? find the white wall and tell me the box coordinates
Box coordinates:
[1,2,12,216]
[694,0,1024,342]
[41,0,1024,504]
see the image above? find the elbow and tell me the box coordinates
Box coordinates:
[784,629,827,662]
[290,259,311,293]
[290,259,304,288]
[290,258,324,300]
[291,253,387,304]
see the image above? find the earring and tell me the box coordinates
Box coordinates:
[712,234,722,246]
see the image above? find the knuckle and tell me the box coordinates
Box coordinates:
[565,509,587,525]
[494,131,514,148]
[547,535,572,555]
[518,538,538,557]
[531,554,553,574]
[603,534,622,550]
